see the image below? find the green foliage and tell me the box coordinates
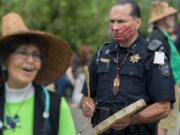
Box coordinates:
[0,0,179,51]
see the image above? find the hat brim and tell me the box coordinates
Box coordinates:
[148,9,177,23]
[0,31,71,86]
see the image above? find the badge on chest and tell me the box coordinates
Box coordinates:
[130,54,141,64]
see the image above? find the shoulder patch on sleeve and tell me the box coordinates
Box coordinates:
[147,39,162,51]
[159,62,171,77]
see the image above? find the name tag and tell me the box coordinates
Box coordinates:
[100,58,110,63]
[153,51,165,65]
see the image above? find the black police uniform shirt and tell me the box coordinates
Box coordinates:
[82,35,175,109]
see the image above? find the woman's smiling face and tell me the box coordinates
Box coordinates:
[6,44,42,88]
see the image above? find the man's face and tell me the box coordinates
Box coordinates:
[109,4,141,44]
[164,15,175,29]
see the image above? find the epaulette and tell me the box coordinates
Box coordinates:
[96,42,111,64]
[147,39,162,51]
[103,42,111,46]
[97,42,111,52]
[97,42,111,51]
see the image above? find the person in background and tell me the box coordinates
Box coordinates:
[80,0,175,135]
[55,45,92,101]
[55,67,76,97]
[148,2,180,135]
[71,45,92,107]
[0,12,76,135]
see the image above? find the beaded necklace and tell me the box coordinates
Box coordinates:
[4,84,33,130]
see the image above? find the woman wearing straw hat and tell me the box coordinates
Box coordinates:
[0,12,76,135]
[148,2,180,135]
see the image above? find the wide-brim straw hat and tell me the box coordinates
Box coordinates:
[148,2,177,24]
[0,12,71,86]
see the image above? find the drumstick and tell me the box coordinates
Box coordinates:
[84,66,90,98]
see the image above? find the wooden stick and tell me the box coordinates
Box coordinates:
[84,66,90,98]
[77,66,91,135]
[92,99,146,135]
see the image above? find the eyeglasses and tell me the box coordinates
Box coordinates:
[13,50,43,62]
